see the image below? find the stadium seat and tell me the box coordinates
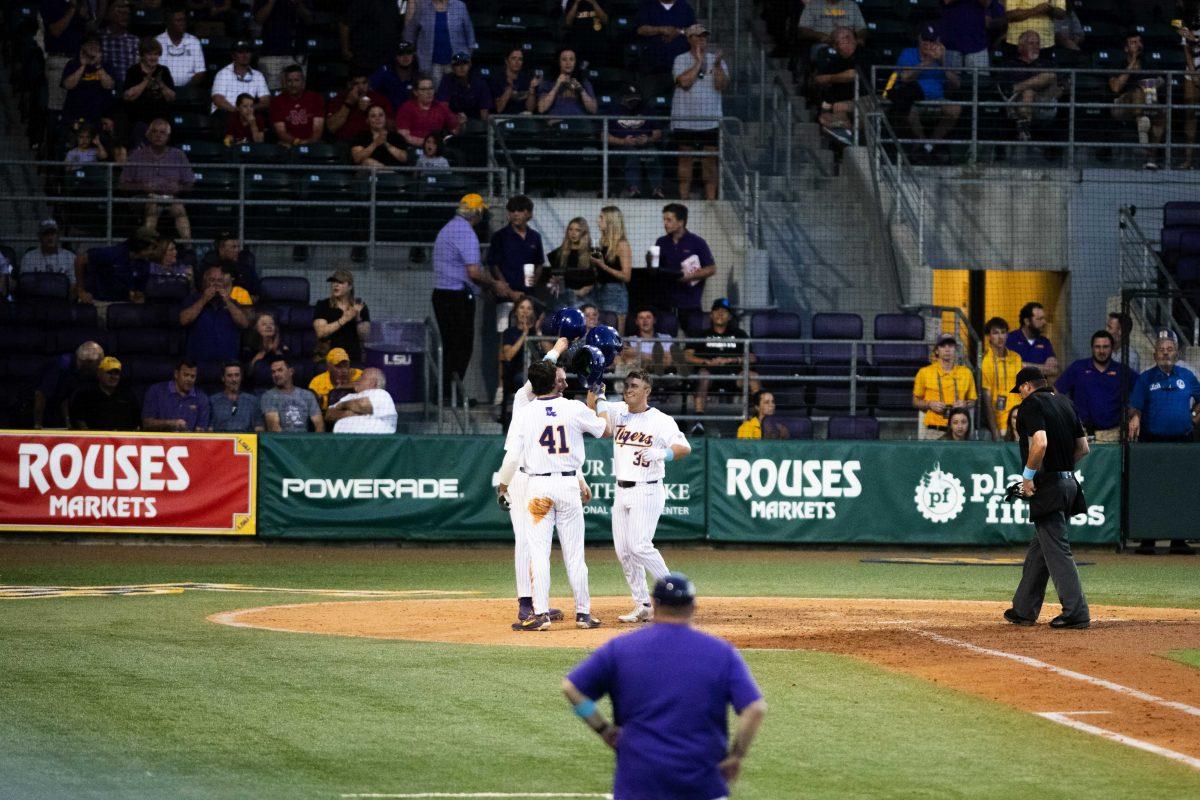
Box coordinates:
[169,112,213,141]
[16,271,70,300]
[293,142,345,165]
[114,328,176,356]
[52,327,110,356]
[827,415,880,440]
[126,355,174,385]
[42,302,98,329]
[810,313,865,366]
[298,170,367,242]
[872,313,928,376]
[145,277,192,305]
[259,276,311,306]
[106,302,161,329]
[769,415,813,439]
[3,326,47,354]
[750,311,806,375]
[1080,21,1124,50]
[678,309,709,337]
[246,170,297,239]
[231,142,287,164]
[280,305,315,330]
[179,140,228,163]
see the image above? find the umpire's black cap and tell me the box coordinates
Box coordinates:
[652,573,696,606]
[1010,366,1045,394]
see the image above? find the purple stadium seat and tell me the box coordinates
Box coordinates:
[766,415,813,439]
[106,302,162,330]
[283,329,318,357]
[145,277,191,304]
[810,313,865,365]
[280,305,315,330]
[678,308,709,337]
[52,327,110,356]
[113,328,174,356]
[1163,201,1200,229]
[127,355,175,385]
[750,311,807,373]
[874,385,917,414]
[259,276,311,306]
[16,271,70,300]
[4,327,47,355]
[827,415,880,440]
[873,313,930,380]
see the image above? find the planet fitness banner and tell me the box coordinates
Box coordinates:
[258,435,705,541]
[0,431,257,535]
[706,440,1120,545]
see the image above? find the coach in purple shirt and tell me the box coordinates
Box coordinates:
[142,358,211,432]
[564,573,767,800]
[653,202,716,313]
[1005,301,1060,377]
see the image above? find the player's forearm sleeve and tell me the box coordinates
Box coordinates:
[497,449,521,485]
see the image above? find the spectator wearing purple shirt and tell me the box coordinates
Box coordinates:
[120,119,195,241]
[1005,301,1060,378]
[142,358,212,432]
[652,202,716,313]
[74,233,156,306]
[535,48,598,116]
[431,193,504,395]
[179,264,253,363]
[563,573,766,800]
[43,0,94,110]
[938,0,1005,72]
[634,0,695,99]
[436,51,494,121]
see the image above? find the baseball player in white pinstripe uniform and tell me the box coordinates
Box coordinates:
[498,360,606,631]
[505,337,576,629]
[591,370,692,623]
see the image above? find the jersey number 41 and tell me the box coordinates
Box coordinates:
[539,425,570,454]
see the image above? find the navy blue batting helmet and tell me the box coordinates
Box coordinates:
[539,312,559,338]
[652,572,696,606]
[573,344,606,387]
[556,307,587,342]
[585,325,623,366]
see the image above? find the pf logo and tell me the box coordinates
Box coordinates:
[914,464,965,523]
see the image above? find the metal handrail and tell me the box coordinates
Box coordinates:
[1118,206,1200,346]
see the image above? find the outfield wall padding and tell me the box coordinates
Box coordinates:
[1127,444,1200,540]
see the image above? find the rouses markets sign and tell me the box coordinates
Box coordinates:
[0,431,257,534]
[707,440,1118,545]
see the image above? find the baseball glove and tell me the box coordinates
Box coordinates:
[527,496,554,524]
[497,492,511,511]
[1003,482,1025,503]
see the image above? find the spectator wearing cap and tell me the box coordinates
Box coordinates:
[1128,330,1200,555]
[672,24,726,201]
[489,47,537,115]
[1004,0,1066,58]
[21,219,76,280]
[1055,330,1137,444]
[199,233,262,297]
[61,35,118,133]
[370,41,421,111]
[69,356,141,431]
[314,267,371,365]
[607,84,665,199]
[42,0,94,112]
[912,333,977,440]
[269,64,326,147]
[156,5,207,87]
[179,264,253,363]
[209,361,264,432]
[432,194,505,395]
[436,51,493,122]
[405,0,476,79]
[395,76,463,148]
[341,0,405,74]
[253,0,312,91]
[142,358,211,432]
[101,1,140,88]
[308,348,364,412]
[35,340,104,429]
[938,0,1004,73]
[74,232,156,309]
[892,26,962,164]
[329,70,394,144]
[796,0,867,64]
[979,317,1024,441]
[536,47,598,116]
[1005,301,1059,378]
[634,0,696,100]
[210,41,271,116]
[814,27,867,146]
[684,298,759,424]
[652,203,716,314]
[119,118,195,241]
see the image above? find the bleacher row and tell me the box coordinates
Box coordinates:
[1158,201,1200,325]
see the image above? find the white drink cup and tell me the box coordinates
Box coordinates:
[648,246,660,268]
[523,263,535,287]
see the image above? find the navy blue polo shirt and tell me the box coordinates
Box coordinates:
[1005,331,1056,364]
[655,229,715,311]
[487,224,545,292]
[435,73,494,119]
[142,380,211,431]
[370,64,417,109]
[181,293,242,363]
[634,0,695,73]
[1129,365,1200,437]
[1055,358,1137,430]
[86,243,148,301]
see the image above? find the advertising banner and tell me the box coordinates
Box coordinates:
[258,435,705,541]
[707,440,1120,545]
[0,431,257,535]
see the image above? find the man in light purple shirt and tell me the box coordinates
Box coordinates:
[141,358,211,432]
[564,573,767,800]
[120,118,195,241]
[430,193,503,396]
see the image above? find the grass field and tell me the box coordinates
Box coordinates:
[2,542,1198,799]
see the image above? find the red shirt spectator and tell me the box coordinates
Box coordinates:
[268,65,325,145]
[394,77,462,146]
[225,93,266,144]
[326,73,393,142]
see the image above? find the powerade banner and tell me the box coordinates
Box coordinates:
[707,440,1120,545]
[258,435,705,540]
[0,431,257,535]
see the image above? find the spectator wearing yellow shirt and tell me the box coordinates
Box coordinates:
[1004,0,1066,56]
[979,316,1024,440]
[308,348,362,412]
[736,391,788,439]
[912,333,977,439]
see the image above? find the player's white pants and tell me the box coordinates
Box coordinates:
[526,474,590,616]
[612,483,670,607]
[507,471,532,598]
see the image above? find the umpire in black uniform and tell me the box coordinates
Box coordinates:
[1004,367,1092,629]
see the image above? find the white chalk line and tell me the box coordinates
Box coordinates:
[339,793,612,798]
[913,630,1200,718]
[1037,712,1200,771]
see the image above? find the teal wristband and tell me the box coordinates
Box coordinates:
[662,448,675,462]
[1022,467,1036,480]
[573,699,597,718]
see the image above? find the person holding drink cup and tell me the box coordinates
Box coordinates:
[486,195,547,402]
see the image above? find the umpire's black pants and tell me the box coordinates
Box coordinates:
[1012,477,1090,622]
[432,288,475,397]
